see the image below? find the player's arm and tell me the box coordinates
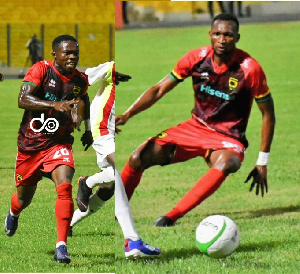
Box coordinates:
[115,75,178,127]
[18,83,78,112]
[245,96,276,197]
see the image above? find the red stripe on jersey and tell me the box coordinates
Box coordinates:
[99,86,115,136]
[99,64,115,136]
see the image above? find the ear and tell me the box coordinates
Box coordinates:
[235,33,240,43]
[52,51,56,58]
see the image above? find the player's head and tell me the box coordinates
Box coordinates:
[212,13,239,32]
[209,13,240,58]
[52,35,79,76]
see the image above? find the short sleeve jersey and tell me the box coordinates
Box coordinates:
[171,46,271,146]
[87,61,115,140]
[18,60,88,152]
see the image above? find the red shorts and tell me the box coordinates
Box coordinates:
[152,118,245,163]
[15,144,75,186]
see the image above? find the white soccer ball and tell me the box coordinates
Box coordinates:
[195,215,240,259]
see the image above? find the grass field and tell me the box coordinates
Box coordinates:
[0,20,299,274]
[115,21,300,273]
[0,81,115,273]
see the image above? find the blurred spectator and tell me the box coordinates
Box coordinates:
[122,1,129,25]
[228,1,244,17]
[208,1,226,19]
[25,34,42,65]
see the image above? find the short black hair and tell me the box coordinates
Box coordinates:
[212,13,239,32]
[52,35,78,51]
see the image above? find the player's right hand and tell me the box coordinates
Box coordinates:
[53,99,79,113]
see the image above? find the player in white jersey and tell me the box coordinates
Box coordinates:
[72,61,161,259]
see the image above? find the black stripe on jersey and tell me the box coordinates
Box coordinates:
[169,72,183,83]
[255,93,272,103]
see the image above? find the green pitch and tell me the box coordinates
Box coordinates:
[0,21,299,273]
[0,81,114,273]
[115,21,300,273]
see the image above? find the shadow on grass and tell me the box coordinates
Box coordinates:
[237,238,295,253]
[116,237,297,264]
[114,247,201,263]
[46,249,115,266]
[218,204,300,220]
[69,231,114,237]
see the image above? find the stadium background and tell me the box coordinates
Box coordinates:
[116,1,300,29]
[0,0,114,77]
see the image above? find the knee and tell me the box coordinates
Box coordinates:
[128,143,174,169]
[223,155,241,174]
[211,152,241,175]
[128,150,143,170]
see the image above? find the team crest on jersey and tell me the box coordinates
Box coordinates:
[16,174,23,181]
[157,131,168,139]
[229,77,239,91]
[73,85,81,95]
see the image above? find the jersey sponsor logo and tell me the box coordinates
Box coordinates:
[200,84,230,100]
[45,92,62,101]
[229,77,238,91]
[30,114,59,133]
[73,85,81,96]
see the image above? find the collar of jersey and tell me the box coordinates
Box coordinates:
[50,61,76,82]
[211,50,237,74]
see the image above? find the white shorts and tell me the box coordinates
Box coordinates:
[92,134,115,168]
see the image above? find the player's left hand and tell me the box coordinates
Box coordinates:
[81,131,93,151]
[115,72,131,85]
[244,166,268,197]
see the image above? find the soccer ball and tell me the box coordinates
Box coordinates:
[195,215,240,259]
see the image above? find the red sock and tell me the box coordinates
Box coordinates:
[165,168,227,222]
[55,183,74,243]
[121,161,143,200]
[10,193,23,216]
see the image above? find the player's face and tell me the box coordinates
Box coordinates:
[209,20,240,58]
[53,40,79,75]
